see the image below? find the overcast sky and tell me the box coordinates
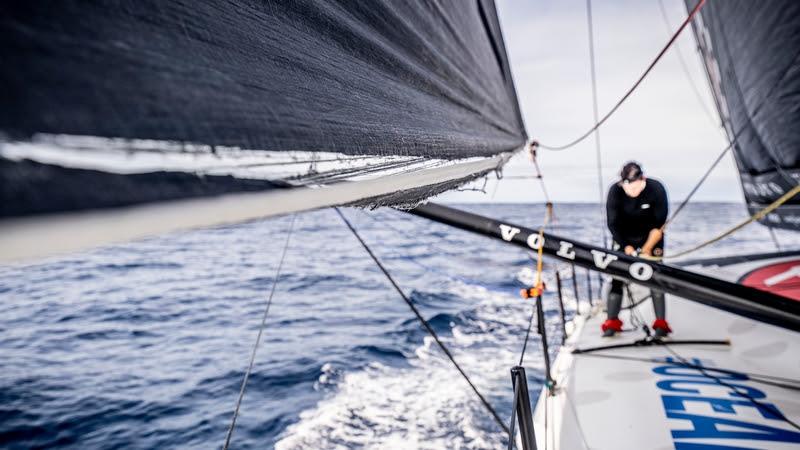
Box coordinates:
[439,0,740,203]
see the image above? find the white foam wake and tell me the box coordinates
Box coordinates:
[274,282,542,449]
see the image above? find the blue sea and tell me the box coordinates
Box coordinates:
[1,203,797,449]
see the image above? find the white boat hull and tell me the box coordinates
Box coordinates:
[532,264,800,450]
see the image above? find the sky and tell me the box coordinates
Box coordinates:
[439,0,739,203]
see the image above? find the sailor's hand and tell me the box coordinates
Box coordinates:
[640,228,662,257]
[624,245,636,256]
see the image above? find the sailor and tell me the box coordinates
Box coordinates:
[602,162,672,337]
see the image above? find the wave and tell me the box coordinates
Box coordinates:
[274,284,543,450]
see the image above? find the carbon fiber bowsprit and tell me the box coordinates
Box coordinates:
[409,202,800,331]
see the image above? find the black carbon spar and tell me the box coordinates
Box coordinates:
[408,202,800,332]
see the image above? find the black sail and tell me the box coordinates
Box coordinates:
[0,0,526,217]
[687,0,800,230]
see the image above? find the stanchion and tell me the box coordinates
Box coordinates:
[586,268,594,306]
[509,366,538,450]
[536,295,554,388]
[571,263,580,313]
[555,270,567,341]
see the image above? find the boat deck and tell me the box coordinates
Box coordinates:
[532,282,800,450]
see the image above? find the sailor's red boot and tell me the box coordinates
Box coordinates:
[601,318,623,337]
[652,318,672,338]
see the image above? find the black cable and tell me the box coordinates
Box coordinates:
[335,207,510,435]
[359,209,527,289]
[370,209,464,258]
[223,214,296,450]
[623,283,648,335]
[588,23,791,232]
[661,343,800,432]
[620,291,651,311]
[537,0,707,151]
[573,338,729,355]
[663,142,733,229]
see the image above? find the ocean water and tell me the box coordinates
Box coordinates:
[1,203,797,449]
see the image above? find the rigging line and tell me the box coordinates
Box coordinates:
[383,208,552,285]
[574,352,800,391]
[661,342,800,432]
[529,143,552,203]
[659,32,800,231]
[352,209,486,287]
[534,163,551,204]
[621,294,650,311]
[655,44,762,231]
[531,201,553,293]
[334,207,510,435]
[693,0,800,192]
[537,0,707,151]
[223,214,297,450]
[456,176,489,193]
[624,283,647,332]
[518,304,537,366]
[663,184,800,260]
[768,227,783,252]
[573,338,730,355]
[656,0,719,129]
[662,140,734,230]
[490,176,502,200]
[585,0,608,248]
[372,209,476,259]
